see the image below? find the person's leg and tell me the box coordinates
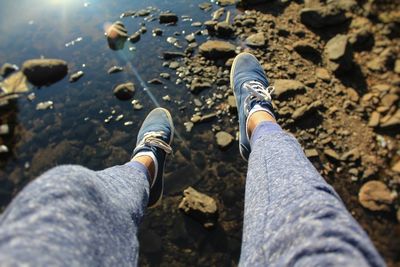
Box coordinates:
[231,53,385,266]
[0,107,174,266]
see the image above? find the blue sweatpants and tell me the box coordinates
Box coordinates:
[0,123,385,266]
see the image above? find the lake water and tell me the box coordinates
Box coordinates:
[0,0,245,265]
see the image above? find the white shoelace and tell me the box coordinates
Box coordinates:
[243,81,274,116]
[137,131,172,154]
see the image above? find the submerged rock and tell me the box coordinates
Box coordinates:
[69,71,84,83]
[106,21,128,50]
[358,180,395,211]
[179,187,218,229]
[215,131,234,149]
[113,82,135,100]
[36,101,54,110]
[163,51,186,60]
[107,66,124,74]
[22,59,68,86]
[199,40,236,59]
[159,13,178,24]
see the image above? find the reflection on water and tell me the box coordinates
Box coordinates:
[0,0,244,265]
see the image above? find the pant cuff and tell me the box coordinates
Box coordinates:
[250,121,283,147]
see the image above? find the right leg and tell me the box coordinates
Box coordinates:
[240,121,385,266]
[230,52,385,266]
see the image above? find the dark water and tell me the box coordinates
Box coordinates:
[0,0,245,265]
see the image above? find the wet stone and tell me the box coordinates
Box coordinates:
[107,66,124,74]
[190,80,211,94]
[358,180,395,211]
[22,59,68,86]
[215,131,234,149]
[113,82,135,100]
[152,28,163,36]
[160,73,170,79]
[36,101,54,110]
[159,13,178,24]
[185,33,196,43]
[215,22,234,37]
[178,187,218,229]
[0,63,18,78]
[148,78,163,85]
[69,71,84,83]
[105,21,128,50]
[128,32,141,43]
[163,51,186,60]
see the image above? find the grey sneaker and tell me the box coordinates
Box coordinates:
[230,52,275,161]
[132,108,174,207]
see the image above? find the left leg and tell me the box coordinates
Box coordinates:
[0,162,149,266]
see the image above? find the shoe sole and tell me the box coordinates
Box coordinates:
[230,52,257,162]
[147,107,174,209]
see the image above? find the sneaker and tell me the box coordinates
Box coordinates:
[132,108,174,207]
[230,52,275,161]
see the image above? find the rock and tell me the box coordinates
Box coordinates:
[190,80,211,94]
[212,8,225,20]
[341,148,360,162]
[199,40,236,59]
[293,40,320,60]
[245,32,266,48]
[160,73,170,79]
[22,59,68,87]
[204,20,218,31]
[120,10,136,18]
[107,66,124,74]
[105,21,128,50]
[178,187,218,229]
[148,78,163,85]
[139,26,147,34]
[215,22,234,37]
[128,32,141,43]
[392,160,400,173]
[132,99,143,110]
[293,101,323,120]
[159,13,178,24]
[0,124,10,135]
[36,101,54,110]
[395,59,400,74]
[324,148,341,161]
[137,9,151,16]
[215,131,234,149]
[199,2,212,10]
[163,51,186,60]
[349,28,374,51]
[324,34,353,73]
[380,94,398,108]
[0,145,9,154]
[169,61,180,69]
[191,22,202,27]
[185,33,195,43]
[380,110,400,128]
[368,112,380,127]
[152,28,163,36]
[217,0,236,6]
[162,95,171,101]
[305,148,319,158]
[0,71,30,95]
[69,71,84,83]
[184,121,194,132]
[273,79,306,99]
[0,63,18,78]
[358,180,395,211]
[315,67,331,82]
[238,0,265,6]
[300,6,347,28]
[113,82,135,100]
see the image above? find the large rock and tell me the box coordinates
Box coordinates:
[106,21,128,50]
[358,180,395,211]
[178,187,218,229]
[245,32,266,48]
[113,82,135,100]
[22,59,68,86]
[215,22,234,37]
[300,6,348,28]
[273,79,306,99]
[324,34,353,73]
[199,40,236,59]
